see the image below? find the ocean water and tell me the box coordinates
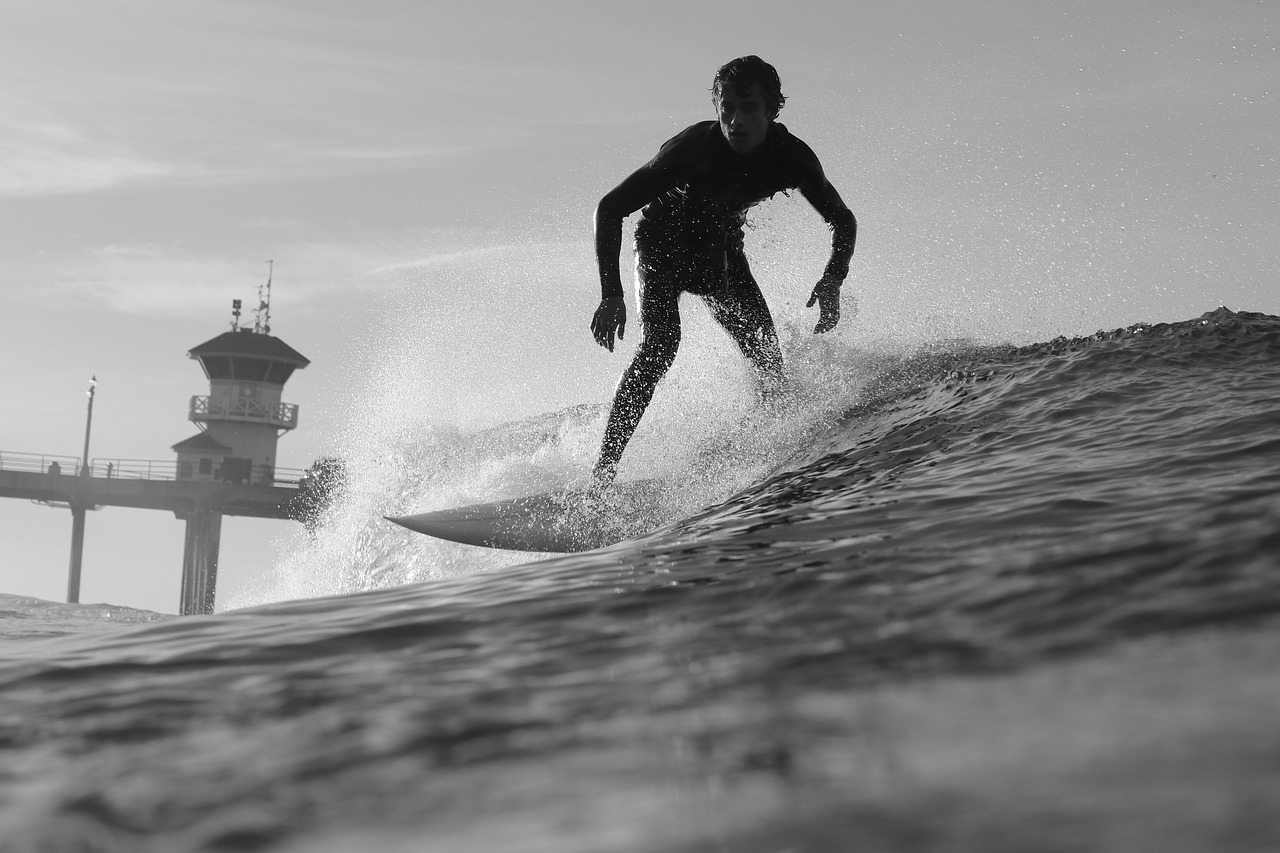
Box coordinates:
[2,306,1279,852]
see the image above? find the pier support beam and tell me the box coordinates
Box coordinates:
[3,464,301,616]
[67,505,86,604]
[180,510,223,616]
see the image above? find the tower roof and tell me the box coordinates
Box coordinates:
[172,432,234,454]
[188,329,310,366]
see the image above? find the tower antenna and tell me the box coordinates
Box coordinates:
[254,260,273,335]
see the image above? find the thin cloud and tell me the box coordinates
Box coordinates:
[20,241,399,317]
[16,236,593,319]
[369,245,522,276]
[0,149,173,198]
[0,97,178,197]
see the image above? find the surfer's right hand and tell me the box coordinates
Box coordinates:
[591,296,627,351]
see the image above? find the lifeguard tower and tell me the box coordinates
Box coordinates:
[173,280,309,485]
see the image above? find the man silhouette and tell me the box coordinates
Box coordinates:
[590,55,857,483]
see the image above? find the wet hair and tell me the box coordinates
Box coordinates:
[711,56,786,118]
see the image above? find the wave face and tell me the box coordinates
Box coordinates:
[2,307,1279,851]
[632,307,1280,658]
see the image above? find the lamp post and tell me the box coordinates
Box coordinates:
[67,375,96,603]
[81,375,96,477]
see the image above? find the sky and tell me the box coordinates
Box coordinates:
[1,0,1276,614]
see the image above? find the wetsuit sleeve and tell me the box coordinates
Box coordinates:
[594,129,697,299]
[791,138,857,283]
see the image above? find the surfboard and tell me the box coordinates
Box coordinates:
[386,479,666,552]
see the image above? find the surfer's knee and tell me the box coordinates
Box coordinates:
[635,323,680,376]
[735,318,779,363]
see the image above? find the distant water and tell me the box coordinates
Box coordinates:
[2,307,1279,852]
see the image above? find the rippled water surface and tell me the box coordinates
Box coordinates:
[2,309,1279,852]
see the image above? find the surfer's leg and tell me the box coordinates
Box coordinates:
[706,251,785,396]
[595,323,680,481]
[593,265,682,483]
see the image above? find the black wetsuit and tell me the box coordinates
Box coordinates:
[592,119,856,475]
[604,120,854,328]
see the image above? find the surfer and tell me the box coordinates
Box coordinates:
[589,55,857,484]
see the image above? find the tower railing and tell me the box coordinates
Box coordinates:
[189,395,299,429]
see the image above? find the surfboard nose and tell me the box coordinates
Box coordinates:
[385,479,666,552]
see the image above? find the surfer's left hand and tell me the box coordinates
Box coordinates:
[806,276,842,334]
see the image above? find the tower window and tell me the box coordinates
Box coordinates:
[203,356,232,379]
[233,358,268,381]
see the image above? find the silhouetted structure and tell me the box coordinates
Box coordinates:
[0,281,339,615]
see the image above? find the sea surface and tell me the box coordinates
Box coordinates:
[2,307,1279,852]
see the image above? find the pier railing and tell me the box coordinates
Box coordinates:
[0,452,83,476]
[0,451,307,487]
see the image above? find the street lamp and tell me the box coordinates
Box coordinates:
[68,375,96,603]
[81,375,96,477]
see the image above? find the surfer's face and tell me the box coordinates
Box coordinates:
[716,84,771,155]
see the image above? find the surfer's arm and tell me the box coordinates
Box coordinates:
[591,174,650,351]
[594,175,651,301]
[591,145,685,351]
[796,145,857,334]
[805,181,856,285]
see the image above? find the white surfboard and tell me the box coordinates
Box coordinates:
[386,479,666,552]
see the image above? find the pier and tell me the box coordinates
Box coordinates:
[0,281,330,616]
[0,452,312,615]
